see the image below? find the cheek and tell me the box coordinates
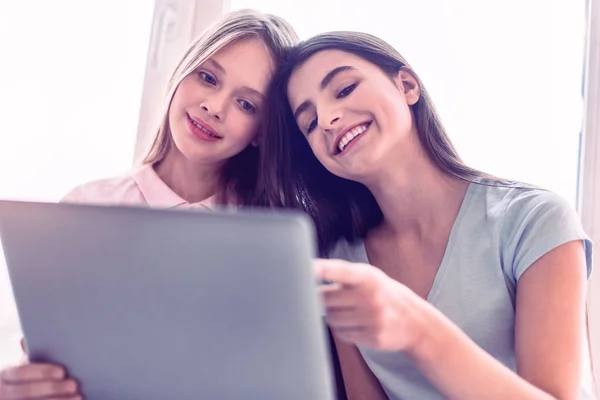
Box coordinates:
[380,90,411,127]
[172,81,192,105]
[307,135,332,166]
[391,104,414,133]
[167,101,179,133]
[229,112,260,142]
[168,86,190,121]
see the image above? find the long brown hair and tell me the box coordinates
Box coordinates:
[257,31,490,254]
[143,9,298,204]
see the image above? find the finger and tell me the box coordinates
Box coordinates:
[0,378,78,399]
[49,397,82,400]
[331,327,370,345]
[314,259,370,286]
[320,286,359,309]
[332,325,366,335]
[317,282,343,293]
[327,314,363,330]
[0,364,65,384]
[326,307,374,328]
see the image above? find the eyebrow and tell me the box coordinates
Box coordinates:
[293,65,356,120]
[206,59,265,100]
[242,87,265,101]
[207,59,225,74]
[320,65,356,89]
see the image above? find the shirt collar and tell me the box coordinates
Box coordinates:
[132,164,216,210]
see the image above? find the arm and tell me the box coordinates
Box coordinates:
[318,240,588,400]
[409,240,586,400]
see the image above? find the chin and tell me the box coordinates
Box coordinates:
[177,149,216,164]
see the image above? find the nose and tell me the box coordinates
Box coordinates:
[319,105,343,131]
[199,94,227,121]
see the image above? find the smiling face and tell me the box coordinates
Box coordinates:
[287,49,421,182]
[167,36,275,167]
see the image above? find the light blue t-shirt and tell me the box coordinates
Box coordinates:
[328,181,595,400]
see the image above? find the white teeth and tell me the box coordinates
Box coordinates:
[338,124,368,152]
[192,119,217,137]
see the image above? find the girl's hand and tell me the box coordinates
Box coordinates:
[316,258,426,352]
[0,363,81,400]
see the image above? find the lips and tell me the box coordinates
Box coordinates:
[186,113,222,142]
[333,121,372,155]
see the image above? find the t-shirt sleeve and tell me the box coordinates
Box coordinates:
[501,188,593,283]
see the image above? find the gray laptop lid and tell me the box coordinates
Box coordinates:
[0,200,335,400]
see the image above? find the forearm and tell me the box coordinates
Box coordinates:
[407,302,558,400]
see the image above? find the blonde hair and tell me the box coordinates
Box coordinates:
[144,9,298,165]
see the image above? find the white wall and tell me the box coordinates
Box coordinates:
[0,0,154,367]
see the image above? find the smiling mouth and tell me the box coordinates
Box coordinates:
[335,122,371,154]
[187,113,222,139]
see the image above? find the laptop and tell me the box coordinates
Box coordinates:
[0,200,335,400]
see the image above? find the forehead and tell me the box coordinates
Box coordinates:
[211,36,276,90]
[288,50,373,103]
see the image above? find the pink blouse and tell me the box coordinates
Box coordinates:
[61,163,215,210]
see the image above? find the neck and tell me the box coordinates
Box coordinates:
[363,140,469,238]
[154,149,223,204]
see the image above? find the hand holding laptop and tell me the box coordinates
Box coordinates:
[0,362,81,400]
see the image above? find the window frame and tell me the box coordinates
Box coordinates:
[579,0,600,389]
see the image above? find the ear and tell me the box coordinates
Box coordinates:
[250,133,261,148]
[393,68,421,106]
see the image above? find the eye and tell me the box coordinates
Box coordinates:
[198,71,217,86]
[306,118,318,135]
[337,83,358,99]
[238,99,256,114]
